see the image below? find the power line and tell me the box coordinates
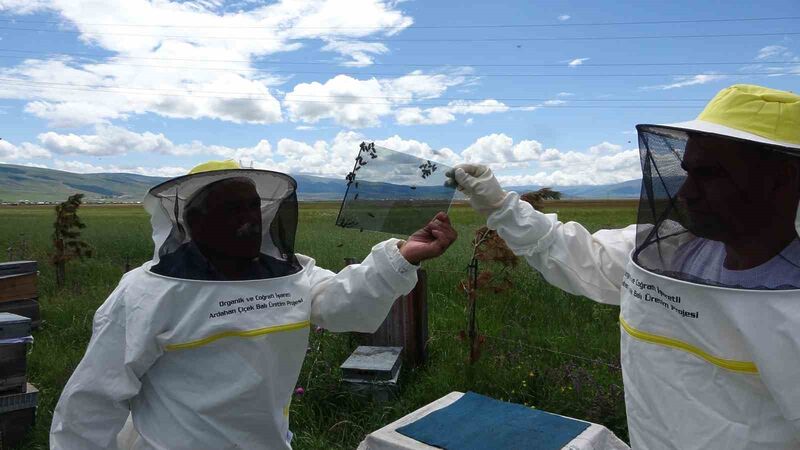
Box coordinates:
[278,94,710,102]
[0,48,795,68]
[0,15,797,29]
[0,26,797,42]
[0,78,749,99]
[0,54,796,74]
[0,79,707,109]
[0,76,712,102]
[0,77,711,101]
[0,58,790,78]
[6,70,789,78]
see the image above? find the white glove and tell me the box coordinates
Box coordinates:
[445,164,508,214]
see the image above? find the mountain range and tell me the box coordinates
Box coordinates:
[0,163,641,203]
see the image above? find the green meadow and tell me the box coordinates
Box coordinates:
[1,201,637,449]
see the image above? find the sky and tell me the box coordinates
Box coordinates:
[0,0,797,186]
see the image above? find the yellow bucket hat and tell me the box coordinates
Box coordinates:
[187,159,241,175]
[654,84,800,150]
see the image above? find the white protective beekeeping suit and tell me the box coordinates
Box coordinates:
[50,161,419,450]
[448,84,800,450]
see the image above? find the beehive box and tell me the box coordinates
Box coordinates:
[0,314,32,394]
[0,344,27,395]
[0,314,31,341]
[0,262,36,279]
[0,384,38,449]
[0,300,41,330]
[0,274,37,304]
[341,346,403,381]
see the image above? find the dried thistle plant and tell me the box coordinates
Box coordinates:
[458,188,560,363]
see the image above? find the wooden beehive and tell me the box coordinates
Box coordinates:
[0,383,38,449]
[0,314,32,395]
[344,258,429,368]
[340,346,403,403]
[341,346,403,382]
[0,300,40,329]
[0,261,38,304]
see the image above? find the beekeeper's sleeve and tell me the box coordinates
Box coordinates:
[310,238,418,332]
[50,279,161,450]
[487,192,637,305]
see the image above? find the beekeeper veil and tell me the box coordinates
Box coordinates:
[143,160,299,279]
[634,84,800,289]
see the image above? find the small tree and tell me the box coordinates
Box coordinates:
[459,188,560,363]
[520,187,562,210]
[51,194,92,288]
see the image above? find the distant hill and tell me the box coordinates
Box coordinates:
[0,164,168,203]
[0,163,643,203]
[507,179,642,199]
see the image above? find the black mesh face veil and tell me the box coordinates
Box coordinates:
[143,169,300,280]
[335,142,456,235]
[634,125,800,290]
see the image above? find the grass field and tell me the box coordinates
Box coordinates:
[1,200,638,449]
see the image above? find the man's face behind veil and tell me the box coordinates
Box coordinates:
[677,134,773,242]
[190,178,263,259]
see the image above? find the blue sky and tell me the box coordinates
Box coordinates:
[0,0,797,186]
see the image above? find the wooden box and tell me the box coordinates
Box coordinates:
[0,262,37,278]
[0,344,27,394]
[0,384,38,449]
[341,346,403,382]
[345,258,429,368]
[0,274,37,304]
[0,300,41,330]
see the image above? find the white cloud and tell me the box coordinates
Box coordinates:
[284,71,470,128]
[497,146,641,186]
[746,45,800,77]
[284,75,391,128]
[0,140,51,160]
[11,127,644,187]
[567,58,590,67]
[642,74,726,90]
[395,99,509,125]
[588,141,623,154]
[558,15,571,21]
[556,92,574,97]
[271,130,370,176]
[376,135,461,166]
[34,125,274,160]
[0,58,284,127]
[461,134,542,168]
[0,0,414,126]
[269,131,462,177]
[38,126,173,156]
[757,45,793,60]
[322,40,389,67]
[395,107,453,125]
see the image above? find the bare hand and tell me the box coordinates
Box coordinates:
[399,212,458,265]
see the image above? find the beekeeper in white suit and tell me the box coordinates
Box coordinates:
[447,84,800,449]
[50,161,457,450]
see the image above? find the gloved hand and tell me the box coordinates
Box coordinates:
[445,164,508,214]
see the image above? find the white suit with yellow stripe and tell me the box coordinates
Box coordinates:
[448,84,800,449]
[50,163,420,450]
[488,193,800,449]
[50,241,417,450]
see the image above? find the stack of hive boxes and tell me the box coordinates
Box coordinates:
[0,313,37,448]
[0,262,40,329]
[0,261,40,447]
